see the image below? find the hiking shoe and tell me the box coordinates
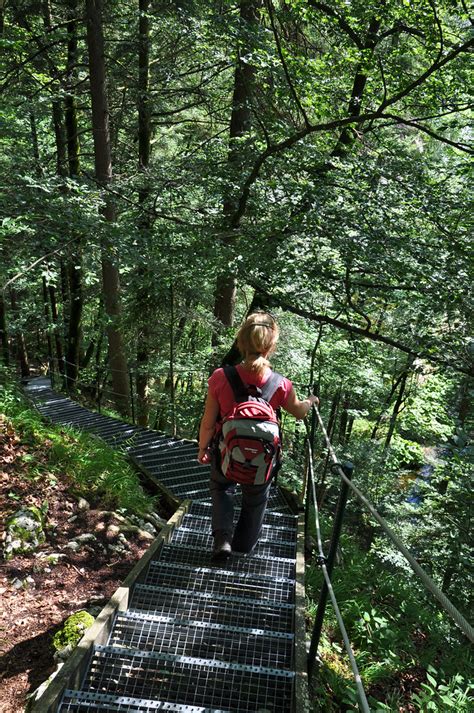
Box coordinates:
[212,530,232,562]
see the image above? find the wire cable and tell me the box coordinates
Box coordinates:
[306,440,371,712]
[312,405,474,643]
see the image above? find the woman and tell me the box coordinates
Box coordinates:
[198,312,319,561]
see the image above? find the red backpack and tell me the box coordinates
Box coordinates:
[217,366,284,485]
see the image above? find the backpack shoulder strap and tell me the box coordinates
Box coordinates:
[223,365,248,403]
[261,370,284,404]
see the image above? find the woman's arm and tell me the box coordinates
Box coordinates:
[283,387,319,420]
[197,392,220,463]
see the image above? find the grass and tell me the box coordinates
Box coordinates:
[0,371,157,515]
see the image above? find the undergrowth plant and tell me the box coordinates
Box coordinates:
[0,372,156,515]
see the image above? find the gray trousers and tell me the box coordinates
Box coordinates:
[210,458,272,553]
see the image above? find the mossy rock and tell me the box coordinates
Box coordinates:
[3,506,46,560]
[52,610,94,652]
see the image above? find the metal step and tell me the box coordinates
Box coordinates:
[59,689,228,712]
[132,444,197,461]
[130,583,295,633]
[155,544,296,580]
[171,527,297,559]
[109,611,294,669]
[188,501,298,528]
[144,561,294,604]
[83,645,295,713]
[181,514,297,540]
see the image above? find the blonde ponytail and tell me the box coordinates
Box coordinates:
[236,312,279,376]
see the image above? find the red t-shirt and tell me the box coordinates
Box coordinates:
[208,364,293,418]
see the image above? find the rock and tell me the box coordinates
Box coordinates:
[73,533,98,545]
[52,610,94,655]
[53,643,75,661]
[3,507,46,560]
[64,541,81,552]
[105,524,120,539]
[11,577,24,590]
[77,497,90,511]
[136,529,154,541]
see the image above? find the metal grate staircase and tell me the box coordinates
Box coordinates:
[25,378,303,712]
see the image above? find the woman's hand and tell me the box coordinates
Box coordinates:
[197,447,211,464]
[307,394,319,408]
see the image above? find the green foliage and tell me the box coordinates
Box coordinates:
[385,435,425,470]
[306,533,473,711]
[410,668,473,712]
[0,374,155,515]
[399,374,456,443]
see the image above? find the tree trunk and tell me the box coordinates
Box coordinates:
[371,368,406,439]
[86,0,129,416]
[29,110,43,176]
[213,0,260,336]
[0,292,10,366]
[10,289,29,378]
[331,15,382,157]
[48,282,64,374]
[457,375,472,427]
[42,277,53,369]
[65,253,83,387]
[345,415,355,445]
[135,0,152,427]
[65,0,80,177]
[384,366,411,449]
[338,394,350,445]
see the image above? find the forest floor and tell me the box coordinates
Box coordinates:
[0,415,159,713]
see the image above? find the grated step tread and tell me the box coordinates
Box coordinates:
[130,584,294,632]
[84,645,294,713]
[59,689,228,712]
[109,611,293,669]
[144,561,294,604]
[154,544,296,580]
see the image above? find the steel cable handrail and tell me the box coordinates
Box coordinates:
[306,439,370,712]
[311,405,474,644]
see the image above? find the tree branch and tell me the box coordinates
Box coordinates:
[248,283,473,376]
[266,0,311,128]
[306,0,363,49]
[379,113,474,154]
[378,37,474,112]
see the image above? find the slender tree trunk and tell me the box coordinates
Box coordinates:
[10,289,29,378]
[86,0,129,416]
[213,0,260,337]
[169,282,176,436]
[0,293,10,366]
[338,394,350,445]
[457,375,472,427]
[331,15,382,157]
[42,277,53,369]
[345,415,355,445]
[48,282,64,373]
[135,0,152,426]
[29,110,43,176]
[384,364,412,449]
[65,0,80,177]
[66,256,83,386]
[371,368,406,439]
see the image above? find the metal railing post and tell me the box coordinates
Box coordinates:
[308,461,354,680]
